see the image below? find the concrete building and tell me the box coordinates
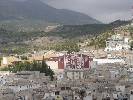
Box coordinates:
[62,53,92,80]
[105,34,130,52]
[93,58,125,65]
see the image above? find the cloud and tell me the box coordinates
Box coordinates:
[43,0,133,23]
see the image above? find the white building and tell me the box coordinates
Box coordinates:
[64,70,84,80]
[105,34,130,52]
[2,57,8,65]
[46,60,59,72]
[93,58,125,65]
[109,69,119,79]
[115,85,125,93]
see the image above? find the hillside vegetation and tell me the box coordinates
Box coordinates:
[48,20,130,38]
[87,21,132,49]
[0,20,130,54]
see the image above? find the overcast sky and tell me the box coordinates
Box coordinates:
[43,0,133,23]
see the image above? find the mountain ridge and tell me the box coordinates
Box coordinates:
[0,0,101,25]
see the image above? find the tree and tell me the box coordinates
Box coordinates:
[130,41,133,50]
[41,56,54,80]
[32,60,39,71]
[41,56,47,73]
[0,59,55,80]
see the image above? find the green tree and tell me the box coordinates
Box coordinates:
[41,56,54,80]
[31,60,39,71]
[130,41,133,50]
[41,56,47,73]
[0,59,55,80]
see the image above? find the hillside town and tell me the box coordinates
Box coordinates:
[0,21,132,100]
[1,0,133,100]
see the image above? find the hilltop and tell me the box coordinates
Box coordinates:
[0,0,100,25]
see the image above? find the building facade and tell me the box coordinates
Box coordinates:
[62,53,92,80]
[105,34,130,52]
